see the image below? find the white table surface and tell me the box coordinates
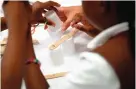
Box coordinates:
[0,0,94,89]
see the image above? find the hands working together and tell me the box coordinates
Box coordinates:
[1,1,97,89]
[30,1,98,35]
[1,1,135,89]
[1,1,99,35]
[30,1,60,24]
[55,6,100,36]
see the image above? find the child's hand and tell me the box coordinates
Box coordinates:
[54,6,99,36]
[55,6,83,31]
[31,1,60,26]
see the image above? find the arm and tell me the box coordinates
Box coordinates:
[24,29,49,89]
[1,1,30,89]
[2,1,60,89]
[23,1,61,89]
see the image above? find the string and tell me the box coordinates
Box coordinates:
[31,23,39,34]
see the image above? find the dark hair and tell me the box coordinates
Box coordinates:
[106,1,135,58]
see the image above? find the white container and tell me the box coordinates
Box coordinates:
[47,28,62,42]
[45,10,63,41]
[49,46,64,66]
[61,37,76,56]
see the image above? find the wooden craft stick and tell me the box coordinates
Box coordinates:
[45,72,68,79]
[49,28,78,50]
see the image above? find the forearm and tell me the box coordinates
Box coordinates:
[24,29,49,89]
[1,17,7,31]
[2,1,30,89]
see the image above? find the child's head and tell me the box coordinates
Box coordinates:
[82,1,135,58]
[82,1,135,30]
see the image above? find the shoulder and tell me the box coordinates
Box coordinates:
[93,31,135,89]
[93,31,133,72]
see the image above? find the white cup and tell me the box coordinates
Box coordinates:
[45,10,62,32]
[47,28,62,42]
[45,10,63,42]
[61,37,76,56]
[49,46,64,66]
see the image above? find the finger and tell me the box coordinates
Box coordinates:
[41,1,60,9]
[46,18,55,26]
[58,13,67,22]
[36,16,55,26]
[61,18,72,31]
[73,24,87,32]
[73,24,100,36]
[55,7,67,22]
[73,24,93,32]
[46,6,58,11]
[42,16,55,26]
[70,13,82,26]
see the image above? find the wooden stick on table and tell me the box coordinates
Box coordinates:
[45,72,68,79]
[49,28,78,50]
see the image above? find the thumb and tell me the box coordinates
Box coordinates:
[73,24,87,32]
[70,13,82,27]
[73,24,100,37]
[61,18,72,31]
